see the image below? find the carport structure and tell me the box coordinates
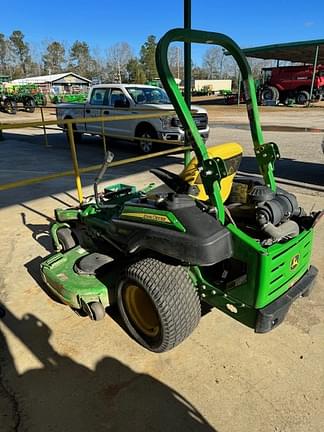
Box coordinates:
[241,39,324,104]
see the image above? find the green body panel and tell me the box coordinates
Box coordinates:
[226,225,314,309]
[191,226,314,317]
[40,247,110,309]
[55,208,80,222]
[255,229,314,308]
[190,266,257,329]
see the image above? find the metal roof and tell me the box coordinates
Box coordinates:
[11,72,91,85]
[241,39,324,64]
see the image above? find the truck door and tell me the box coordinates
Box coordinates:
[105,88,132,139]
[84,87,110,134]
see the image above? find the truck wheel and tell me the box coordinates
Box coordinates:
[3,99,16,115]
[24,97,36,113]
[295,91,310,105]
[56,227,77,251]
[117,257,201,352]
[261,86,279,103]
[136,126,157,154]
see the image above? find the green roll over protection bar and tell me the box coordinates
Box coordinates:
[156,28,278,222]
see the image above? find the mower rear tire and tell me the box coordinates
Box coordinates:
[57,227,77,251]
[117,257,201,352]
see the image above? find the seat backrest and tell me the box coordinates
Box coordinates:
[179,142,243,202]
[136,93,146,103]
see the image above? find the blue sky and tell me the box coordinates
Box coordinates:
[2,0,324,64]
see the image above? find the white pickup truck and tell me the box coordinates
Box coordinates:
[56,84,209,153]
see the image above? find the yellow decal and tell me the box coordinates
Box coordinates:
[122,212,171,224]
[290,254,300,270]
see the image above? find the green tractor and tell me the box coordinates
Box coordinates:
[40,29,322,352]
[13,84,47,113]
[0,83,17,114]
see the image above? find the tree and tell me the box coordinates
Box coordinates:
[168,45,184,80]
[0,33,8,74]
[68,41,94,78]
[9,30,31,76]
[126,58,146,83]
[107,42,133,83]
[202,46,223,79]
[140,35,158,80]
[192,64,208,80]
[42,41,65,74]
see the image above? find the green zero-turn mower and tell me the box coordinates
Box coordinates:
[40,29,322,352]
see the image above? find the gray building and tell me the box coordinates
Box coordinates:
[11,72,91,94]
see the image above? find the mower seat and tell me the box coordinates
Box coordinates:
[180,142,243,202]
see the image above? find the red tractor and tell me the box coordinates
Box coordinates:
[259,64,324,105]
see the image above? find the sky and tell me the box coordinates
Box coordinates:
[2,0,324,64]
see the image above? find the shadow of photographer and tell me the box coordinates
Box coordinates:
[0,304,216,432]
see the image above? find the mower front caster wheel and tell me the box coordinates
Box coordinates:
[84,301,106,321]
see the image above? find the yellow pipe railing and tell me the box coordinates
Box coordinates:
[0,145,191,192]
[0,108,194,203]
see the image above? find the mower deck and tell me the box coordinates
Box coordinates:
[40,246,111,310]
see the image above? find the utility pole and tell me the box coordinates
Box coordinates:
[184,0,191,166]
[177,46,180,79]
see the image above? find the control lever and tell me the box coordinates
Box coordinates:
[94,151,114,208]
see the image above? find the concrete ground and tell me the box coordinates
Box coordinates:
[0,104,324,432]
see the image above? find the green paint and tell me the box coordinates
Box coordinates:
[40,247,110,309]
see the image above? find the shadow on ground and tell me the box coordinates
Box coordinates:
[0,131,184,208]
[241,156,324,188]
[0,305,216,432]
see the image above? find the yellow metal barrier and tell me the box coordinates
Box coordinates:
[0,146,191,192]
[0,109,192,203]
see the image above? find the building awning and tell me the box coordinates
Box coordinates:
[240,39,324,64]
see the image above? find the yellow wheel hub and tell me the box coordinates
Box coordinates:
[123,283,160,337]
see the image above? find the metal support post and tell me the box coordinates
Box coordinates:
[101,109,107,155]
[309,45,319,107]
[184,0,192,166]
[237,73,241,107]
[40,107,49,147]
[67,123,83,204]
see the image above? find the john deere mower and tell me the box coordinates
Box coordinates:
[40,29,321,352]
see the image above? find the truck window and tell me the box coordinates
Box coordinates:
[90,88,107,105]
[127,87,170,104]
[109,89,127,107]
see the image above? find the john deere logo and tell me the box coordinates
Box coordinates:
[290,254,300,270]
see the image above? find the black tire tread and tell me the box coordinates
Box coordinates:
[119,257,201,352]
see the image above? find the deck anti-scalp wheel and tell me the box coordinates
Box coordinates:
[117,257,201,352]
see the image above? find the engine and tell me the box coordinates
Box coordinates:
[227,180,306,246]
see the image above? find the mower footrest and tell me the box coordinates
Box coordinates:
[255,265,318,333]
